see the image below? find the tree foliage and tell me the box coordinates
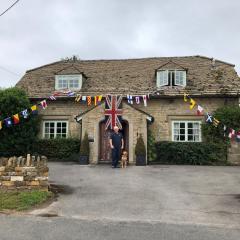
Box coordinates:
[0,87,40,156]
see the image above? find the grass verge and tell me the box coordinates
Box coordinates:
[0,190,53,211]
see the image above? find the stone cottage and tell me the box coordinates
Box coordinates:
[16,56,240,164]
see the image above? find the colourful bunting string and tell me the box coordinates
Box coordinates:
[183,92,239,142]
[0,90,151,131]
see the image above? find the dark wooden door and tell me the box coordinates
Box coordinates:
[99,121,129,163]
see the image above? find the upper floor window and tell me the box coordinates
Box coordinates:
[157,70,186,87]
[55,74,82,90]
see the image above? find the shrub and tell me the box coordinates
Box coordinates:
[135,135,146,156]
[33,138,80,160]
[0,88,40,157]
[80,132,90,156]
[153,141,228,165]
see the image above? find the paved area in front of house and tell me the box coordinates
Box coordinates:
[30,163,240,228]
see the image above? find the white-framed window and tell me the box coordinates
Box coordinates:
[157,70,186,87]
[55,75,82,90]
[43,121,68,139]
[172,121,201,142]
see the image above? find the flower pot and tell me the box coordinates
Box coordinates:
[136,155,146,166]
[79,155,89,165]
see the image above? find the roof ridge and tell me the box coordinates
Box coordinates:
[25,55,235,73]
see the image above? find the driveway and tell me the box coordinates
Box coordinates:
[31,163,240,227]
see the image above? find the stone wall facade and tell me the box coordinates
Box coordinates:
[0,154,49,191]
[37,96,239,164]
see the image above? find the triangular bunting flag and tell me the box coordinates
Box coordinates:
[228,128,235,139]
[31,105,38,115]
[189,98,196,110]
[87,96,91,106]
[67,91,75,97]
[0,121,2,130]
[206,113,213,123]
[40,100,47,109]
[135,96,140,104]
[75,94,81,102]
[97,95,103,104]
[184,93,189,102]
[197,105,204,115]
[213,118,220,127]
[49,95,56,100]
[142,95,147,107]
[13,114,20,125]
[21,109,28,119]
[127,95,133,104]
[5,117,12,127]
[223,125,227,137]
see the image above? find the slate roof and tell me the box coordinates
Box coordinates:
[16,55,240,98]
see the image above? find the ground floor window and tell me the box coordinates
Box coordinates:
[172,121,201,142]
[43,121,68,139]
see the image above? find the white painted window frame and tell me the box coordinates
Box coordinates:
[55,74,82,90]
[43,120,69,139]
[157,70,186,87]
[172,120,202,142]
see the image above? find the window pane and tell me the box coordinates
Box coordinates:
[180,135,185,141]
[180,129,185,135]
[180,123,185,128]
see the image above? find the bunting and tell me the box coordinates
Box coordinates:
[40,100,47,110]
[127,95,133,104]
[197,105,204,116]
[143,95,147,107]
[183,92,239,142]
[189,98,196,110]
[13,114,20,125]
[0,90,151,132]
[87,96,91,106]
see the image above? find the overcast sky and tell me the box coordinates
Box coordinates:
[0,0,240,88]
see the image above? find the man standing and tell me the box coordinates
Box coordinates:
[110,126,124,168]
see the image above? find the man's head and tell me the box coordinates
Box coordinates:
[113,126,119,133]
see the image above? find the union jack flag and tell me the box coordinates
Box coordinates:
[105,95,123,130]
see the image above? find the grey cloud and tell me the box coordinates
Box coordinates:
[0,0,239,88]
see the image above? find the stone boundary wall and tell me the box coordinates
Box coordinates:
[0,154,49,191]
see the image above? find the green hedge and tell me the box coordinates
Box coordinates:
[33,138,81,161]
[151,141,228,165]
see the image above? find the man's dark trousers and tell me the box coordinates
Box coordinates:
[112,147,121,168]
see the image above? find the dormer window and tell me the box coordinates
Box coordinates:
[157,70,186,87]
[55,74,82,90]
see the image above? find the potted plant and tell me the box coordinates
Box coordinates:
[135,135,146,166]
[79,132,90,164]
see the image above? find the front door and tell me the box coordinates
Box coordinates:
[99,120,129,163]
